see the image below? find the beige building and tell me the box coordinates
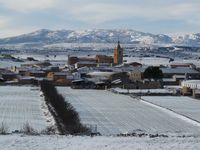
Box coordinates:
[129,68,142,81]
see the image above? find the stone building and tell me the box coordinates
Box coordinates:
[96,55,113,64]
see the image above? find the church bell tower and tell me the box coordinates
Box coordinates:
[114,41,123,65]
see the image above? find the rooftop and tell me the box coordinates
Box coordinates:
[88,71,115,77]
[161,67,199,74]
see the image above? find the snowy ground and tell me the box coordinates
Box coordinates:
[57,87,200,135]
[142,96,200,123]
[173,58,200,68]
[124,57,170,66]
[111,88,174,94]
[0,86,49,132]
[0,60,22,68]
[0,87,200,149]
[124,56,200,67]
[0,134,200,150]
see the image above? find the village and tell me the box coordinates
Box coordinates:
[1,41,200,98]
[1,41,200,150]
[2,0,200,148]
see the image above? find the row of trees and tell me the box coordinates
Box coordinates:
[40,80,90,135]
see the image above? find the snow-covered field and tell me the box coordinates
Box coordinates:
[0,60,22,68]
[142,96,200,123]
[124,57,170,66]
[0,134,200,150]
[0,86,200,149]
[0,86,49,132]
[111,88,174,94]
[57,87,200,135]
[13,54,68,61]
[173,59,200,68]
[125,56,200,68]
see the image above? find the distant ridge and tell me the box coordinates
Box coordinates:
[0,29,200,46]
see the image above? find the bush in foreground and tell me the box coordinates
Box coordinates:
[21,122,39,135]
[40,80,90,135]
[0,123,9,135]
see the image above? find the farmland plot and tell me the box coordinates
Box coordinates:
[57,87,200,135]
[124,57,170,66]
[0,86,48,132]
[142,96,200,123]
[0,135,200,150]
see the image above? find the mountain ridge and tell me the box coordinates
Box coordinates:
[0,29,200,46]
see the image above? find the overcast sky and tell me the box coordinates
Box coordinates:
[0,0,200,37]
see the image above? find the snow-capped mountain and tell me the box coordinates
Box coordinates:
[0,29,172,45]
[171,33,200,45]
[0,29,200,46]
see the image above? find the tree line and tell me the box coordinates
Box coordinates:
[40,80,90,135]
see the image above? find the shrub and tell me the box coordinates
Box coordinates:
[21,122,38,135]
[0,122,9,135]
[143,66,163,81]
[41,126,56,135]
[40,80,90,135]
